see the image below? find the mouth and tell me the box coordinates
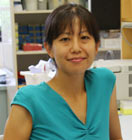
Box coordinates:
[68,57,86,63]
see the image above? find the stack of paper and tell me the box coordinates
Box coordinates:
[0,69,6,84]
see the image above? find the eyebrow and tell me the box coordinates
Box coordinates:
[61,30,89,36]
[61,32,72,35]
[79,30,88,34]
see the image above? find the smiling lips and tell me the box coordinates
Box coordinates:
[68,57,86,63]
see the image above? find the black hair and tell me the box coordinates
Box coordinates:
[44,3,100,48]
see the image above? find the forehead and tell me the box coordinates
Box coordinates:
[62,18,88,33]
[62,27,88,35]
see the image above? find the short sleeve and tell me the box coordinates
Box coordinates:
[11,86,35,123]
[103,68,116,95]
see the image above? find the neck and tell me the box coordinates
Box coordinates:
[47,70,86,98]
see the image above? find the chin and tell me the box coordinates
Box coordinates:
[64,67,88,76]
[57,63,92,76]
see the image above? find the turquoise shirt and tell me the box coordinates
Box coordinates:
[11,68,116,140]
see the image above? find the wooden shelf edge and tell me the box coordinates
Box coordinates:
[121,18,132,22]
[16,49,48,55]
[121,22,132,28]
[99,48,120,52]
[16,48,120,55]
[14,10,53,15]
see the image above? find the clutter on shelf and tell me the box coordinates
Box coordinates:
[15,23,45,51]
[0,69,6,84]
[20,58,56,85]
[22,43,42,51]
[100,30,121,49]
[0,68,15,85]
[14,0,87,11]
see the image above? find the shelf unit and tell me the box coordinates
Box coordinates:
[16,49,47,55]
[10,1,52,88]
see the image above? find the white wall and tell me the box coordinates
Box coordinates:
[0,0,14,71]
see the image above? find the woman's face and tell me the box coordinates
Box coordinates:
[46,18,100,76]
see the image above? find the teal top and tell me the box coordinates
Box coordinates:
[11,68,116,140]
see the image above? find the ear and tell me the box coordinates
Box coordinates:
[44,42,54,58]
[95,41,100,55]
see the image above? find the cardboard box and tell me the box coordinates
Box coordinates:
[22,43,42,51]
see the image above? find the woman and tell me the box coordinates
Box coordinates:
[4,3,122,140]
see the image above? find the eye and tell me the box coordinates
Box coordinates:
[60,37,70,42]
[81,36,90,40]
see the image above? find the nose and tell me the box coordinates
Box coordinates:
[70,37,81,53]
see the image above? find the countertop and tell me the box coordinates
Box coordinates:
[119,115,132,140]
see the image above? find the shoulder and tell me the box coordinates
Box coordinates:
[20,82,48,93]
[11,83,46,125]
[11,82,48,117]
[18,83,42,96]
[85,68,116,89]
[85,68,116,96]
[85,67,116,81]
[12,82,47,103]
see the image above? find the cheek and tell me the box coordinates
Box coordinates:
[83,40,96,49]
[53,50,64,66]
[84,45,96,55]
